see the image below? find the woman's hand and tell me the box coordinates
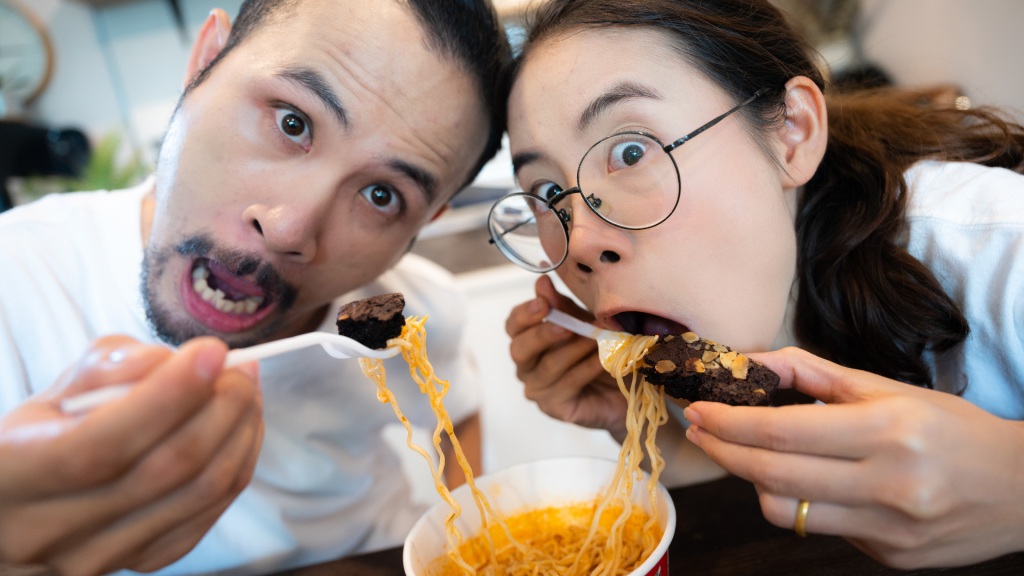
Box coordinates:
[506,276,629,438]
[0,335,264,576]
[683,346,1024,569]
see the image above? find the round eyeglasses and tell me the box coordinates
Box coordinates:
[489,90,765,273]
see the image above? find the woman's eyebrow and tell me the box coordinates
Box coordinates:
[511,150,544,178]
[577,81,662,133]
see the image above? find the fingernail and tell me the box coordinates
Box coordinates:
[529,298,544,314]
[685,425,702,447]
[194,344,224,381]
[682,407,702,427]
[237,361,260,381]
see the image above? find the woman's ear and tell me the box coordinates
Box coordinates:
[777,76,827,189]
[183,9,232,89]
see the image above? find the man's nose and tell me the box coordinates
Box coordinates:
[242,202,321,264]
[563,194,630,277]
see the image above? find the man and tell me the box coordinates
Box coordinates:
[0,1,510,574]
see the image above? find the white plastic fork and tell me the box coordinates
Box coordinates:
[544,309,636,372]
[59,333,401,415]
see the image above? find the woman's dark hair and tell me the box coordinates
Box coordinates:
[518,0,1024,387]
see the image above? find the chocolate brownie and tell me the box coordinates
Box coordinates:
[638,332,779,406]
[336,293,406,350]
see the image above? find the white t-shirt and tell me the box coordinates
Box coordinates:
[0,179,480,574]
[772,161,1024,419]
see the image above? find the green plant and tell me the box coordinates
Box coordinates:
[20,131,150,200]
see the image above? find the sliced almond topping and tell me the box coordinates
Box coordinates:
[713,343,729,353]
[337,314,350,321]
[684,357,706,373]
[702,351,720,362]
[754,389,767,395]
[663,334,675,342]
[681,332,699,344]
[732,354,749,379]
[704,360,720,370]
[719,351,738,369]
[655,360,677,373]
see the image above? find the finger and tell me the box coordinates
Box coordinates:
[746,347,899,404]
[757,491,926,549]
[5,364,259,557]
[509,322,574,372]
[535,276,592,321]
[684,401,881,458]
[55,345,172,400]
[56,338,228,489]
[688,424,874,506]
[527,336,599,394]
[48,395,262,576]
[524,350,606,412]
[125,416,263,574]
[506,295,551,338]
[40,337,170,401]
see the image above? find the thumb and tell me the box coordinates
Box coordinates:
[746,347,890,404]
[535,276,593,322]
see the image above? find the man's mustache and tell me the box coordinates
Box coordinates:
[175,235,298,310]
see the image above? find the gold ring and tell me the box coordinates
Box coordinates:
[794,499,810,537]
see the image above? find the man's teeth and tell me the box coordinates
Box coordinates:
[191,263,263,315]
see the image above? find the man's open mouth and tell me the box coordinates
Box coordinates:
[611,311,689,337]
[180,257,277,333]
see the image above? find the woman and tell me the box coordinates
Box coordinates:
[495,0,1024,569]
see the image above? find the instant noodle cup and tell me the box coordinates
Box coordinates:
[404,456,676,576]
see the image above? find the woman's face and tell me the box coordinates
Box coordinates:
[508,28,798,351]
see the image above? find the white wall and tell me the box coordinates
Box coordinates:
[858,0,1024,118]
[26,0,245,162]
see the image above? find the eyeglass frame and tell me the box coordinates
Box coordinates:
[488,88,767,272]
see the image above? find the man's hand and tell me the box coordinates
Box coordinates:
[0,335,264,576]
[506,276,629,438]
[684,347,1024,569]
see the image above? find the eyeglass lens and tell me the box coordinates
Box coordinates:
[572,133,679,230]
[488,194,569,272]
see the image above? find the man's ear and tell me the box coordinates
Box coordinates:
[777,76,827,190]
[429,204,450,223]
[184,9,232,89]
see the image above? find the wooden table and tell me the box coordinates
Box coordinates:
[277,475,1024,576]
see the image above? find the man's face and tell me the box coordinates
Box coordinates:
[144,0,488,347]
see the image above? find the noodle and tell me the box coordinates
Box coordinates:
[359,317,666,575]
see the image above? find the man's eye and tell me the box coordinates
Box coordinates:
[533,182,563,202]
[275,109,311,150]
[608,141,647,171]
[360,184,401,215]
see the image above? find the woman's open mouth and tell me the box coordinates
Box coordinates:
[179,257,277,333]
[610,311,689,337]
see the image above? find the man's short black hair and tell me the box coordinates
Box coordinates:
[184,0,512,191]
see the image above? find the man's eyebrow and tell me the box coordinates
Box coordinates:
[387,159,438,205]
[276,68,349,129]
[577,81,662,133]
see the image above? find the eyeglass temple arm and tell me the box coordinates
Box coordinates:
[663,89,766,153]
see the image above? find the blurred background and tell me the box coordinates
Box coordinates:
[2,0,1023,505]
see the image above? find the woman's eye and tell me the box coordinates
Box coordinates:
[360,184,402,216]
[608,141,647,171]
[275,108,311,150]
[534,182,563,202]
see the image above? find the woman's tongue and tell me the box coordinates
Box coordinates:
[206,259,264,301]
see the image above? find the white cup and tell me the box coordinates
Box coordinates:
[403,456,676,576]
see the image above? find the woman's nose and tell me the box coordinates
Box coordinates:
[563,195,630,276]
[242,203,320,264]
